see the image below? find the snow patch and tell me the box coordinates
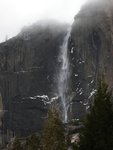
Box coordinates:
[86,105,90,110]
[48,96,59,104]
[79,92,83,95]
[83,102,88,106]
[22,95,50,105]
[78,60,85,64]
[89,89,97,99]
[79,88,82,93]
[29,97,36,100]
[35,95,49,101]
[75,74,78,77]
[80,101,83,104]
[71,47,74,54]
[51,96,59,101]
[91,80,94,84]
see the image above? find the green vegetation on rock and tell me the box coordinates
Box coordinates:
[41,108,67,150]
[79,80,113,150]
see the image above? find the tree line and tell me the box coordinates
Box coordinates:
[8,79,113,150]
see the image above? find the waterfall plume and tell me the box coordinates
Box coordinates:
[57,28,71,123]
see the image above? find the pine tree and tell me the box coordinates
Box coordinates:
[41,108,67,150]
[25,134,40,150]
[11,137,23,150]
[79,80,113,150]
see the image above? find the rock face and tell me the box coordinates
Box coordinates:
[1,0,113,145]
[0,21,68,144]
[69,0,113,119]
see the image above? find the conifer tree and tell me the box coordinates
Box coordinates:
[25,134,40,150]
[79,80,113,150]
[41,108,67,150]
[11,137,23,150]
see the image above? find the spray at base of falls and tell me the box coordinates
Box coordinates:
[57,27,71,123]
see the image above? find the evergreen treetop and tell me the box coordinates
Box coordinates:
[79,80,113,150]
[41,108,67,150]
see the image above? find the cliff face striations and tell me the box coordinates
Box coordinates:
[0,22,68,143]
[69,0,113,118]
[1,0,113,144]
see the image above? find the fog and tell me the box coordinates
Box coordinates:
[0,0,88,43]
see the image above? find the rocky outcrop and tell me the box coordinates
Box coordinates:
[1,0,113,145]
[0,21,68,144]
[69,0,113,118]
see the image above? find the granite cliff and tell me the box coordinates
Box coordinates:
[0,21,68,144]
[69,0,113,119]
[0,0,113,145]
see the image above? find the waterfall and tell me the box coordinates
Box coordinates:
[57,28,71,123]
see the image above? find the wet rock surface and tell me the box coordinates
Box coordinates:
[69,0,113,119]
[0,0,113,144]
[0,22,68,143]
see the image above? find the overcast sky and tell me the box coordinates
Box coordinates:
[0,0,87,43]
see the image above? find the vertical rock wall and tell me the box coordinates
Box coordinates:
[69,0,113,119]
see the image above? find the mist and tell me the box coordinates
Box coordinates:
[0,0,88,43]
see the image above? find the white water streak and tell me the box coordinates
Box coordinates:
[58,28,71,123]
